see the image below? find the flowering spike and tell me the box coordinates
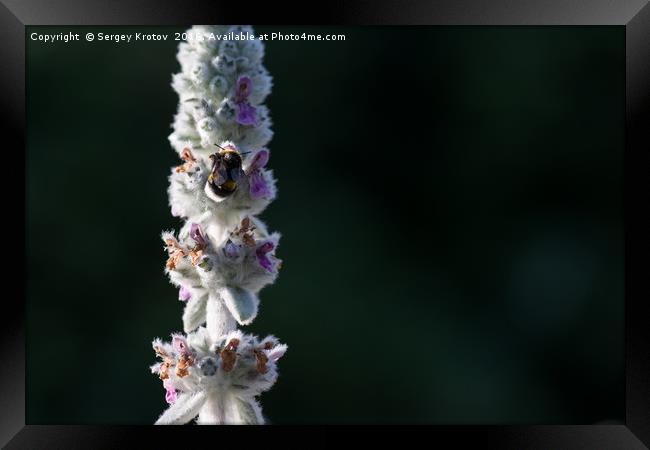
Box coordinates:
[153,25,287,426]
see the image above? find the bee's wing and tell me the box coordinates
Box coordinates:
[217,167,230,184]
[210,163,229,185]
[229,167,244,182]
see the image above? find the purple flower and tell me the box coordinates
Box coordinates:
[172,335,192,358]
[249,172,270,198]
[163,379,177,405]
[236,102,257,126]
[178,286,191,302]
[268,346,287,361]
[256,241,275,272]
[189,223,206,248]
[246,149,271,199]
[234,76,257,126]
[223,240,240,259]
[235,76,253,101]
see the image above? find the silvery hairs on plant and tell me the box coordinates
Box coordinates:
[151,328,287,425]
[151,25,287,425]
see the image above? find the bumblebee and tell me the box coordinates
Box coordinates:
[206,144,244,198]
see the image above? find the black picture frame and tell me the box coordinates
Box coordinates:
[4,0,649,448]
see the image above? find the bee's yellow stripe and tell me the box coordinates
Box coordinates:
[221,180,237,191]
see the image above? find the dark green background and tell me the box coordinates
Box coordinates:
[26,26,624,424]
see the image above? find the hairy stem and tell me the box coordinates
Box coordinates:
[197,392,263,425]
[196,392,226,424]
[206,293,237,344]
